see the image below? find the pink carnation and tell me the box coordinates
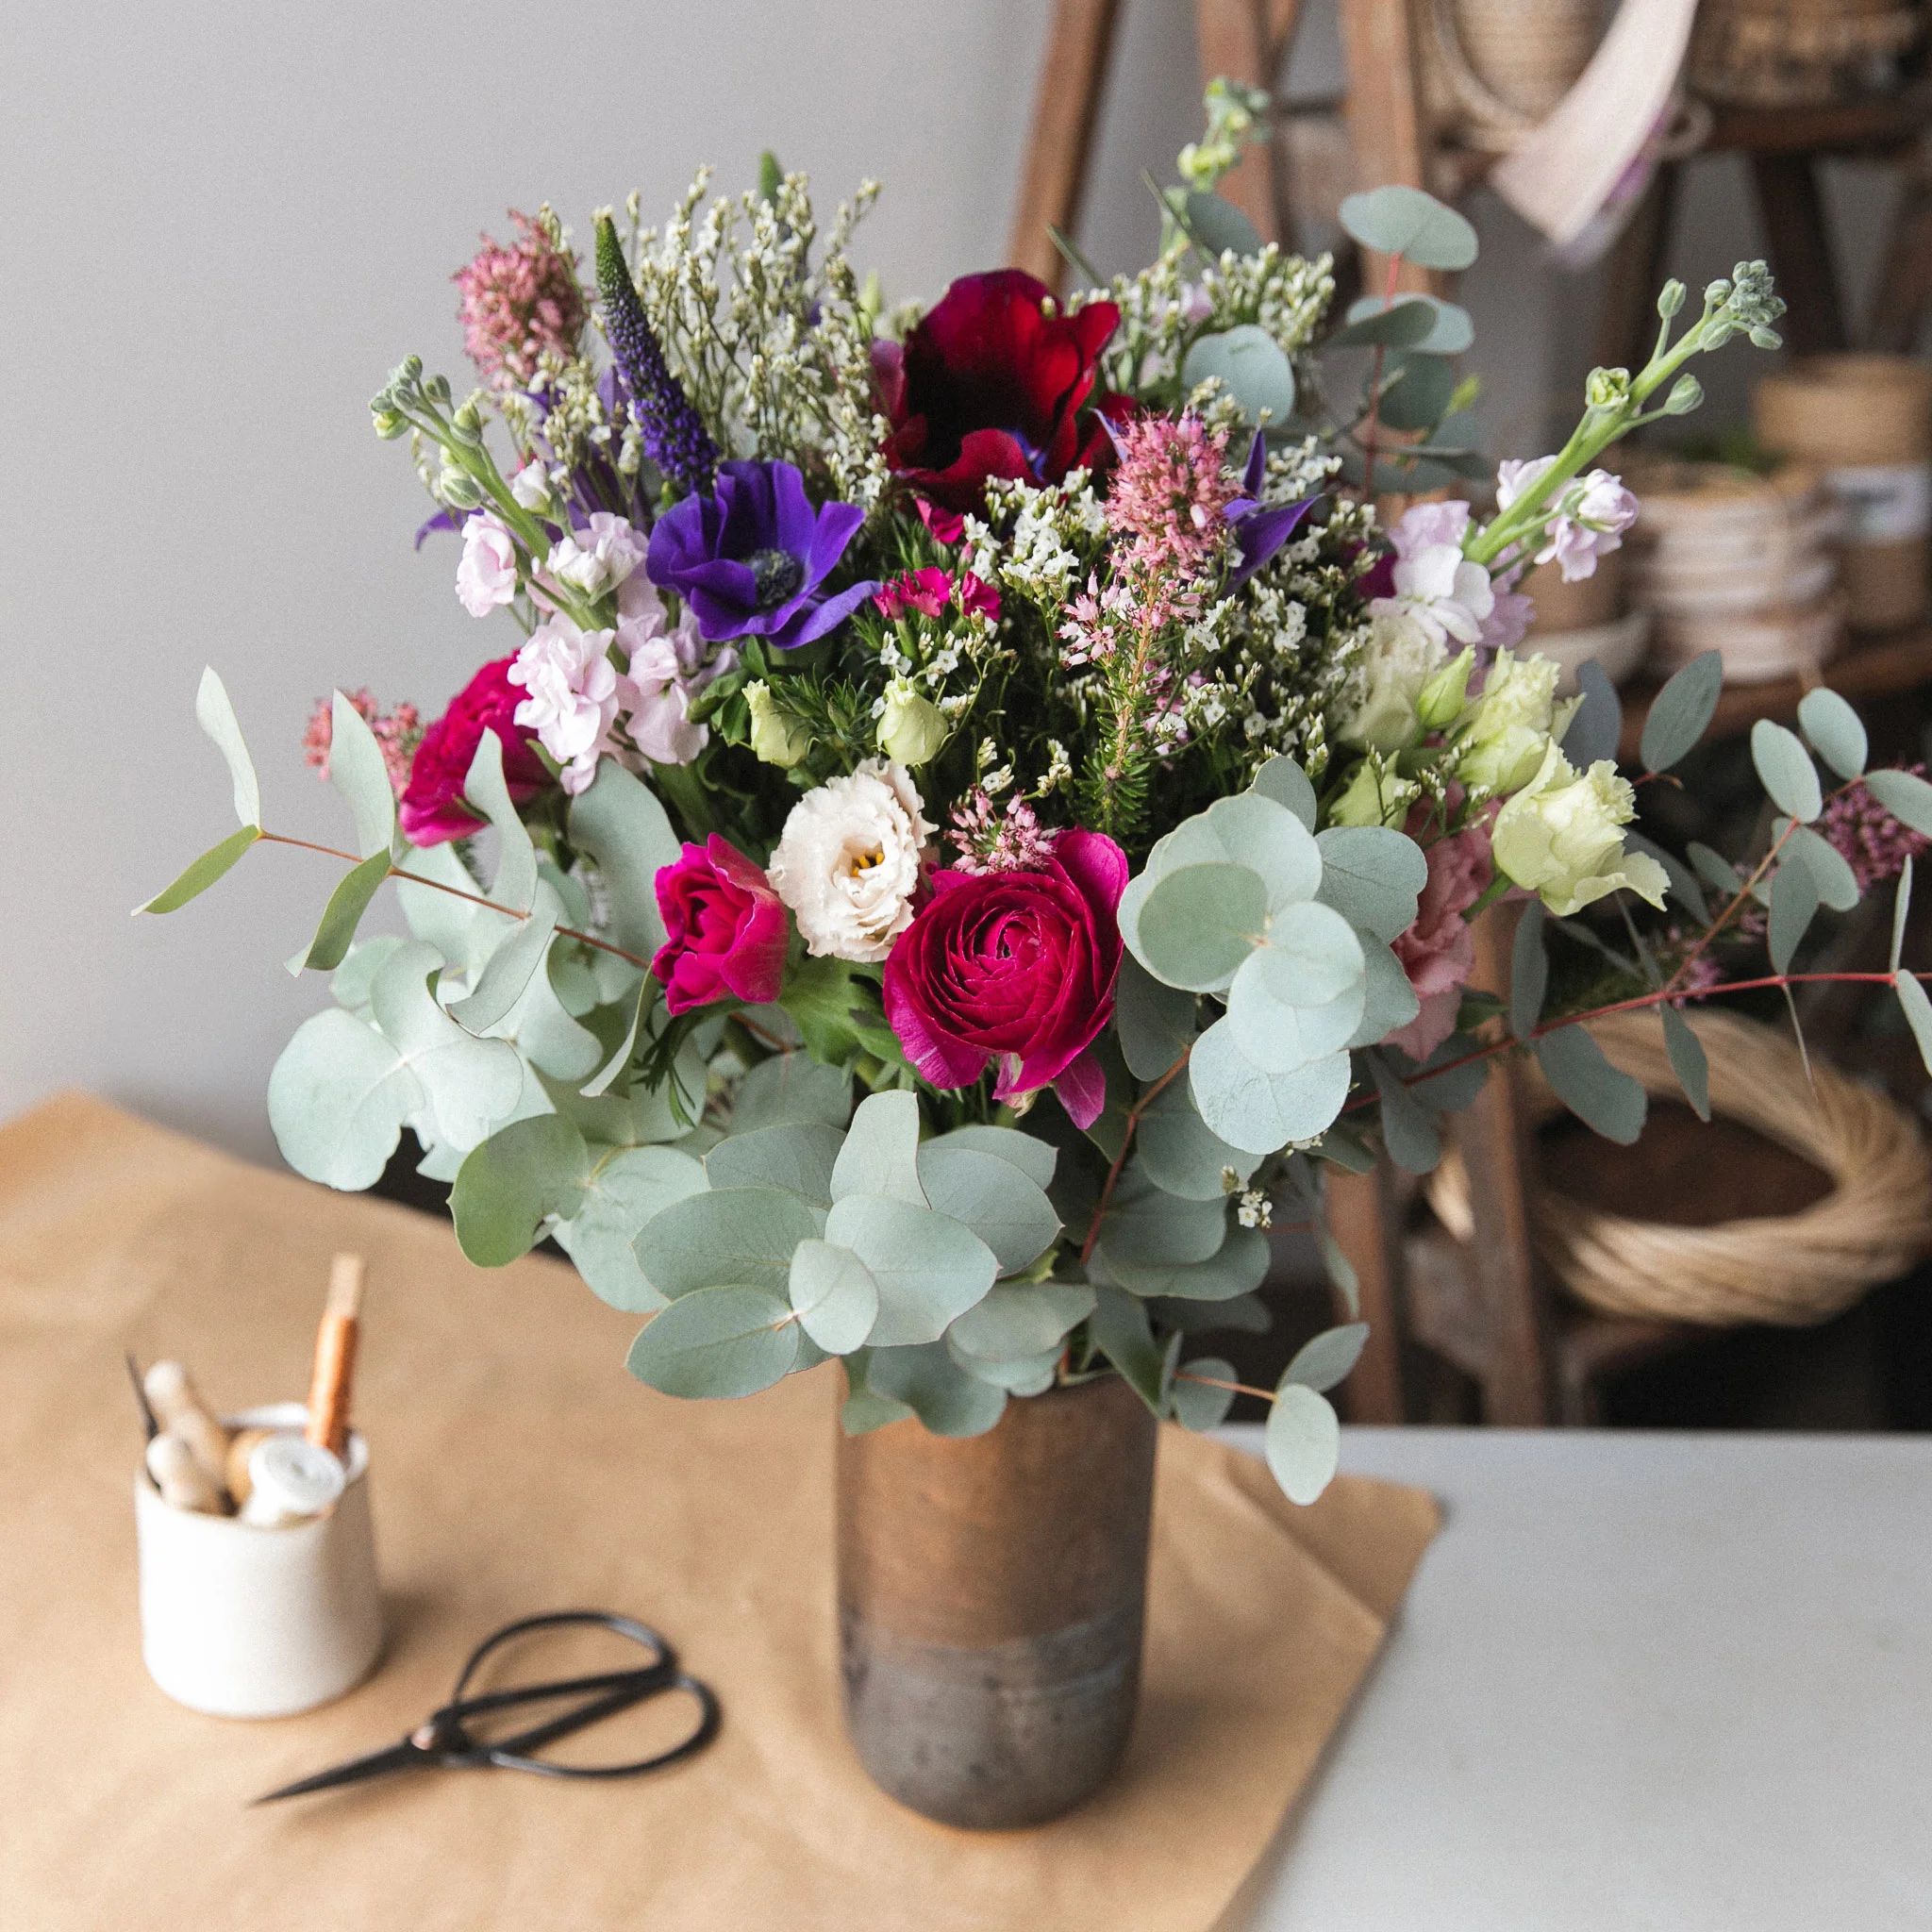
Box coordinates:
[1385,824,1494,1060]
[651,837,789,1015]
[454,211,586,391]
[399,658,550,846]
[874,567,952,621]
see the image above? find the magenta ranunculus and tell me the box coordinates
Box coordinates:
[652,836,790,1015]
[399,657,550,845]
[881,828,1127,1127]
[1385,823,1494,1060]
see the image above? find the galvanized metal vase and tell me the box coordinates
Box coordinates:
[835,1375,1158,1829]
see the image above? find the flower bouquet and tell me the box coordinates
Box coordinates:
[146,88,1932,1824]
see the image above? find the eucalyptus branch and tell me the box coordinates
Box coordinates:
[1078,1048,1192,1265]
[1175,1371,1277,1403]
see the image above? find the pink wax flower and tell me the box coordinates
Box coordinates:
[456,511,520,616]
[1385,823,1495,1060]
[454,210,587,391]
[399,658,550,845]
[882,827,1127,1127]
[651,837,789,1015]
[302,689,421,796]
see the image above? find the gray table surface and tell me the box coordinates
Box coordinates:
[1217,1427,1932,1932]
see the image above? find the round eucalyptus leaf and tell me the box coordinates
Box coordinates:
[1374,352,1456,434]
[1181,189,1263,258]
[625,1285,800,1399]
[1148,794,1322,912]
[921,1124,1058,1191]
[1135,862,1269,992]
[1338,185,1478,270]
[1862,767,1932,839]
[369,941,526,1151]
[633,1186,820,1299]
[1100,1224,1271,1302]
[1346,940,1423,1050]
[824,1193,999,1346]
[1782,823,1860,912]
[830,1089,925,1207]
[1751,719,1824,824]
[1264,1383,1342,1505]
[555,1144,709,1312]
[706,1121,845,1208]
[1281,1322,1371,1393]
[566,758,680,959]
[1096,1166,1230,1267]
[1796,687,1867,781]
[1314,827,1427,942]
[945,1339,1061,1394]
[1250,757,1318,831]
[788,1239,880,1355]
[1170,1357,1237,1431]
[946,1281,1096,1362]
[1190,1019,1353,1156]
[867,1341,1008,1438]
[1116,953,1197,1081]
[451,1115,591,1267]
[1338,292,1474,354]
[267,1007,418,1191]
[1180,324,1297,424]
[915,1143,1061,1276]
[1136,1075,1258,1200]
[729,1053,853,1134]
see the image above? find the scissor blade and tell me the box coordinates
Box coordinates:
[252,1738,432,1805]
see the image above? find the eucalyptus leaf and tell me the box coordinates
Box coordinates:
[1510,900,1548,1041]
[463,729,538,912]
[394,841,499,978]
[1374,352,1456,433]
[582,977,654,1098]
[1862,766,1932,839]
[625,1286,800,1399]
[1317,1223,1360,1319]
[1768,854,1821,974]
[1181,189,1263,258]
[1563,660,1624,770]
[1098,1224,1271,1302]
[1135,1074,1258,1201]
[922,1124,1058,1191]
[731,1054,853,1133]
[1347,941,1422,1050]
[566,758,680,958]
[194,666,261,826]
[328,691,398,859]
[824,1194,999,1346]
[831,1090,926,1208]
[838,1349,916,1434]
[1140,793,1322,911]
[1797,687,1866,780]
[945,1281,1095,1362]
[1170,1358,1237,1431]
[1401,1032,1491,1113]
[1657,1005,1710,1122]
[1134,862,1268,991]
[1782,823,1859,912]
[485,933,605,1082]
[946,1343,1059,1395]
[1624,831,1707,924]
[1116,954,1197,1080]
[1314,827,1426,941]
[1282,1322,1371,1392]
[1226,923,1366,1072]
[1641,651,1723,774]
[286,851,392,976]
[331,936,404,1014]
[1263,1383,1341,1505]
[916,1143,1061,1275]
[633,1187,818,1299]
[1752,720,1824,824]
[1180,324,1296,424]
[1190,1019,1352,1156]
[1338,185,1478,269]
[1251,756,1318,831]
[1095,1165,1229,1267]
[1688,841,1744,899]
[136,824,261,915]
[1148,1291,1270,1333]
[449,906,558,1030]
[1535,1024,1646,1143]
[1894,970,1932,1075]
[1335,293,1474,354]
[707,1121,844,1208]
[1893,858,1913,973]
[1370,1057,1441,1173]
[788,1240,880,1355]
[555,1144,709,1311]
[866,1341,1008,1438]
[1089,1283,1167,1414]
[267,1007,417,1191]
[369,941,525,1150]
[451,1115,591,1266]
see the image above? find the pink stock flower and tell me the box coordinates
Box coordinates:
[454,210,587,391]
[1495,458,1640,584]
[456,512,520,616]
[508,619,620,795]
[1385,824,1495,1059]
[882,827,1128,1127]
[1372,499,1495,650]
[302,690,422,796]
[651,837,790,1015]
[399,658,550,845]
[1103,413,1238,577]
[614,594,733,768]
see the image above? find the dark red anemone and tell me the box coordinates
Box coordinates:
[874,270,1123,512]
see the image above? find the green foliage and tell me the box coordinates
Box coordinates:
[730,1054,852,1133]
[1350,941,1422,1049]
[822,1193,998,1345]
[195,666,261,827]
[706,1121,843,1208]
[787,1240,880,1354]
[1894,969,1932,1075]
[866,1341,1008,1437]
[1640,652,1722,774]
[946,1282,1095,1362]
[553,1146,708,1311]
[1170,1358,1236,1430]
[289,852,391,975]
[1782,824,1859,912]
[327,692,398,859]
[633,1187,819,1298]
[915,1143,1061,1276]
[1135,862,1269,991]
[830,1090,924,1206]
[1282,1323,1370,1392]
[839,1350,917,1434]
[1100,1224,1270,1302]
[136,824,261,916]
[463,730,538,912]
[1115,955,1196,1080]
[566,758,681,958]
[1564,660,1624,770]
[922,1125,1058,1191]
[1180,324,1296,424]
[1311,828,1424,940]
[1089,1284,1168,1413]
[1535,1024,1646,1144]
[1658,1006,1710,1123]
[1134,1074,1257,1201]
[775,954,880,1066]
[1751,720,1823,824]
[1331,294,1469,352]
[1863,767,1932,839]
[448,906,558,1029]
[625,1286,800,1399]
[1510,901,1548,1041]
[1251,757,1317,830]
[267,1007,422,1191]
[1369,1056,1441,1174]
[451,1115,591,1265]
[1768,854,1820,974]
[1190,1017,1353,1156]
[1797,687,1866,780]
[1264,1383,1341,1504]
[1094,1164,1228,1269]
[1338,185,1478,270]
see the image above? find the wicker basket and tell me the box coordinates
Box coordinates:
[1426,1008,1932,1326]
[1690,0,1921,106]
[1424,0,1607,151]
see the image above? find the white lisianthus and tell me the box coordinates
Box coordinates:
[767,760,934,962]
[456,511,519,616]
[1341,608,1447,752]
[1491,741,1671,916]
[508,618,620,794]
[1452,650,1578,796]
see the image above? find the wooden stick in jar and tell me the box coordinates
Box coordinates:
[305,1253,364,1459]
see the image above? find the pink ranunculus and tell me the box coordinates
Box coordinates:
[651,837,790,1015]
[398,658,550,845]
[881,828,1127,1127]
[1384,824,1494,1059]
[456,511,520,616]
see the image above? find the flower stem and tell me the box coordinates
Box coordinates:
[1078,1048,1191,1265]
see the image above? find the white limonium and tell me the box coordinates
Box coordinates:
[456,510,519,616]
[767,760,934,963]
[1491,741,1671,916]
[508,618,620,794]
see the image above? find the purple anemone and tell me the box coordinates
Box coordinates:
[645,458,877,649]
[1225,431,1319,593]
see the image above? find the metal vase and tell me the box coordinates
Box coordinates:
[835,1375,1158,1829]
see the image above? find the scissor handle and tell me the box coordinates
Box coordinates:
[438,1609,721,1779]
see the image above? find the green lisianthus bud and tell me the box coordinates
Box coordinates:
[746,679,812,768]
[1416,647,1476,730]
[1491,742,1671,916]
[1340,611,1447,755]
[1453,650,1562,796]
[876,678,949,767]
[1327,758,1419,829]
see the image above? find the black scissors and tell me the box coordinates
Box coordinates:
[255,1610,720,1804]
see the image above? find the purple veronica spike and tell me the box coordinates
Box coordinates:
[645,458,877,649]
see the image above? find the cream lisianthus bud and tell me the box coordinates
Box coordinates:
[1452,650,1571,796]
[876,679,949,766]
[745,680,812,768]
[1416,647,1475,730]
[1491,741,1671,916]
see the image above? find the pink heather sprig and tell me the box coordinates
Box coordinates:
[948,790,1059,874]
[1103,413,1239,576]
[303,691,423,797]
[455,212,587,391]
[1821,765,1932,891]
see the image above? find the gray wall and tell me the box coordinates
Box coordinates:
[0,0,1900,1161]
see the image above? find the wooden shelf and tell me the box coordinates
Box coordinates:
[1702,85,1932,158]
[1616,625,1932,762]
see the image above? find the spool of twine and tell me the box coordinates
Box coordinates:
[1426,1009,1932,1326]
[1757,357,1932,630]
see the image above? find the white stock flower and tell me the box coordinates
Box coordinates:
[456,511,518,616]
[766,759,934,962]
[508,618,620,794]
[544,512,648,602]
[1496,458,1641,584]
[509,461,555,512]
[1370,499,1495,652]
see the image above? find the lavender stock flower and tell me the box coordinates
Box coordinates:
[593,213,717,496]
